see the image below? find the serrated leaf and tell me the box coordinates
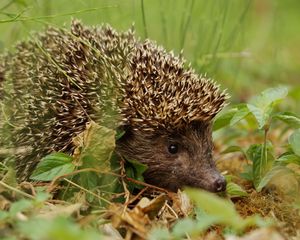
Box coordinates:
[273,112,300,128]
[226,182,248,197]
[251,86,288,108]
[30,153,75,181]
[289,129,300,156]
[213,109,236,131]
[248,86,288,129]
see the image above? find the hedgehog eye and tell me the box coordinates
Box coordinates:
[168,144,178,154]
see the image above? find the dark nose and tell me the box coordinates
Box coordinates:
[213,176,226,192]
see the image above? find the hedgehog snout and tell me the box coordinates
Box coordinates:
[212,175,226,192]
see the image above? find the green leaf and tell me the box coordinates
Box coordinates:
[226,182,248,197]
[75,121,116,171]
[148,228,171,240]
[30,153,75,181]
[221,146,245,155]
[289,86,300,101]
[273,112,300,128]
[248,86,289,129]
[185,188,241,228]
[172,218,198,237]
[277,154,300,165]
[289,129,300,156]
[240,164,253,181]
[126,158,148,181]
[256,166,291,192]
[0,211,9,221]
[213,109,236,131]
[246,144,274,191]
[125,158,148,190]
[247,104,269,129]
[251,86,288,108]
[17,216,103,240]
[230,105,250,126]
[9,199,32,216]
[79,171,98,201]
[185,188,268,232]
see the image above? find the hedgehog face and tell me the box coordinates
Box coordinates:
[116,122,226,192]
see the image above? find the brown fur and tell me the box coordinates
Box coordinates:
[116,121,226,192]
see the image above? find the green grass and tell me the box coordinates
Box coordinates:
[0,0,299,106]
[1,1,300,239]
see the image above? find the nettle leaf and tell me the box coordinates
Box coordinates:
[30,153,75,181]
[251,86,288,108]
[248,86,288,129]
[247,104,270,129]
[213,109,236,131]
[246,143,274,191]
[226,182,248,197]
[273,112,300,128]
[289,129,300,156]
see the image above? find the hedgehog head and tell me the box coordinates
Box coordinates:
[121,40,228,132]
[117,40,229,192]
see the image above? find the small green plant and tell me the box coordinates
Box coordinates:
[214,86,300,192]
[0,192,104,240]
[30,121,147,204]
[149,188,271,240]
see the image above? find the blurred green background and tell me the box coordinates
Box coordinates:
[0,0,299,107]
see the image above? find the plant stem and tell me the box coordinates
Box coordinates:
[141,0,148,38]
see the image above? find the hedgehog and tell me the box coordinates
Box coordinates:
[0,20,228,192]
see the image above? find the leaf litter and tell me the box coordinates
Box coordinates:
[1,121,300,239]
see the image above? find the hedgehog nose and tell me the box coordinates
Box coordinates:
[214,176,226,192]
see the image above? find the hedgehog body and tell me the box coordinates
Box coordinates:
[1,21,228,192]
